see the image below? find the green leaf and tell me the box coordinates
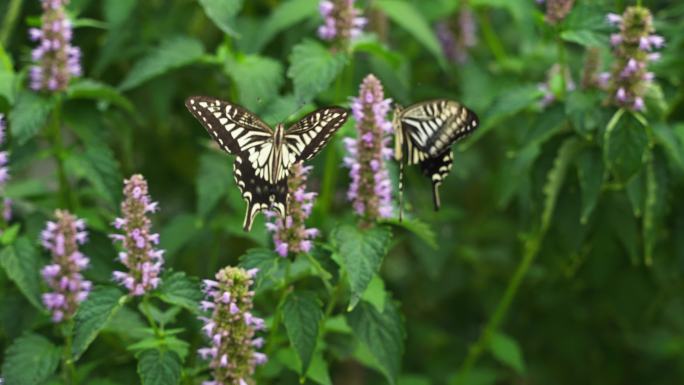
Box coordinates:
[0,237,43,310]
[156,271,202,313]
[287,39,347,104]
[252,0,319,52]
[653,122,684,172]
[137,349,182,385]
[196,152,231,218]
[604,112,648,182]
[226,54,284,112]
[374,0,445,67]
[332,225,392,310]
[239,248,281,291]
[575,146,604,224]
[489,332,526,374]
[361,274,387,313]
[276,348,332,385]
[70,144,122,207]
[381,218,437,249]
[103,0,137,27]
[72,286,126,359]
[119,36,204,91]
[282,291,323,375]
[10,91,54,145]
[542,138,584,230]
[560,30,608,47]
[198,0,243,37]
[1,333,61,385]
[643,154,665,266]
[0,224,21,246]
[0,45,17,103]
[67,79,135,113]
[347,300,405,385]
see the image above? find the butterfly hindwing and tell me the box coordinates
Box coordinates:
[233,155,288,230]
[418,150,453,210]
[285,107,349,163]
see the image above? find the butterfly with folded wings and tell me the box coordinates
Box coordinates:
[393,99,479,220]
[186,96,349,231]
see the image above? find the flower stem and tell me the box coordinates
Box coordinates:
[62,321,78,385]
[51,98,73,209]
[457,230,544,380]
[265,261,292,355]
[0,0,23,46]
[141,295,161,337]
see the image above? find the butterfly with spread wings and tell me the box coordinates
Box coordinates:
[186,96,349,231]
[393,99,479,220]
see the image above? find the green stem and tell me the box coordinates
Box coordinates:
[51,99,73,209]
[458,231,544,380]
[324,276,344,320]
[556,28,567,99]
[476,9,507,64]
[303,252,333,292]
[265,262,292,355]
[62,321,77,385]
[0,0,23,46]
[141,295,161,337]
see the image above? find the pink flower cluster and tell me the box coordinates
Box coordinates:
[111,174,164,296]
[265,163,319,257]
[435,7,477,64]
[28,0,81,92]
[344,74,393,225]
[198,267,266,385]
[601,7,664,111]
[318,0,366,47]
[40,210,91,323]
[0,114,10,223]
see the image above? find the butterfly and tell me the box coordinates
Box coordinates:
[186,96,349,231]
[393,99,479,220]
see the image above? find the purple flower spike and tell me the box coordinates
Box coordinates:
[265,163,319,257]
[29,0,81,92]
[603,6,664,111]
[111,174,164,296]
[0,115,11,224]
[41,210,91,323]
[344,74,394,225]
[317,0,365,48]
[198,266,267,385]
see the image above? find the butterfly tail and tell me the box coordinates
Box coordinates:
[432,182,441,211]
[243,203,260,232]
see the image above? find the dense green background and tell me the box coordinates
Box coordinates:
[1,0,684,385]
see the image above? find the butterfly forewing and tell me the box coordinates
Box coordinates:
[285,107,349,163]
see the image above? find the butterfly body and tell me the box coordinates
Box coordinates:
[186,96,348,231]
[393,99,479,219]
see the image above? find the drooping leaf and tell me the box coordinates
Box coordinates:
[1,333,61,385]
[226,54,284,112]
[239,248,281,291]
[66,144,122,207]
[575,146,604,224]
[489,332,526,374]
[347,300,405,385]
[196,152,231,218]
[604,111,648,183]
[332,225,392,310]
[156,271,203,313]
[374,0,445,67]
[198,0,243,37]
[72,286,126,359]
[137,349,182,385]
[282,291,323,375]
[252,0,319,52]
[119,36,204,91]
[361,274,387,313]
[287,39,347,104]
[0,237,43,310]
[542,138,583,230]
[560,30,608,47]
[67,79,135,113]
[10,91,54,145]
